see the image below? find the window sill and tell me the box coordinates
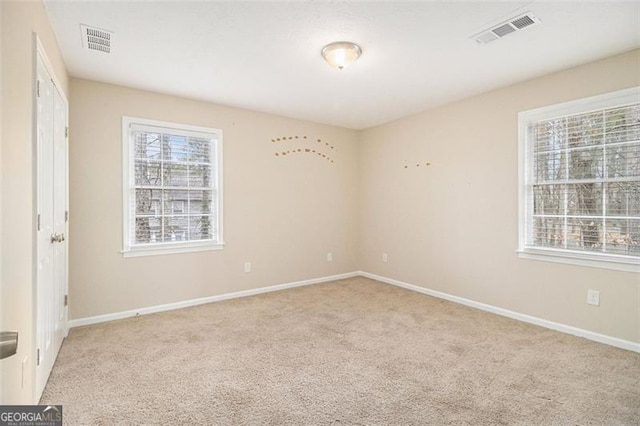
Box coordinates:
[122,241,225,258]
[517,248,639,273]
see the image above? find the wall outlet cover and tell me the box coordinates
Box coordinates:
[587,289,600,306]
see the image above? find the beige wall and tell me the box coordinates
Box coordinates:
[359,49,640,344]
[1,1,69,404]
[68,79,360,319]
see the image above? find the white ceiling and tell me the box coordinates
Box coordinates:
[43,1,640,130]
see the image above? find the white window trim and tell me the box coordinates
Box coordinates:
[122,116,224,257]
[517,87,640,273]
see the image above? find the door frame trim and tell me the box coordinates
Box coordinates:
[31,33,69,403]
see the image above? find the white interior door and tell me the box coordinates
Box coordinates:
[35,48,68,401]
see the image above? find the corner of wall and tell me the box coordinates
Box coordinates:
[354,129,365,270]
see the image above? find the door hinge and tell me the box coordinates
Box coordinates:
[64,294,68,307]
[36,80,40,97]
[65,210,69,222]
[37,348,40,366]
[65,127,69,138]
[37,214,41,231]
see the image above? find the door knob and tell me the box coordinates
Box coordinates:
[0,331,18,360]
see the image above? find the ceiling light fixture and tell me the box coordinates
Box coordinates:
[321,41,362,70]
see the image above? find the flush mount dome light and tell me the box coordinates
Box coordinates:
[321,41,362,70]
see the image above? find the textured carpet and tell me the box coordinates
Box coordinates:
[42,277,640,425]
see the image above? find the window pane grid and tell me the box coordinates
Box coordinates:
[526,102,639,258]
[535,139,640,156]
[534,177,638,185]
[130,126,217,246]
[533,215,640,220]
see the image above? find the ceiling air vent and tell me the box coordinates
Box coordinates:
[80,24,113,54]
[472,12,541,45]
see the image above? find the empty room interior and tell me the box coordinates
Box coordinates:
[1,0,639,424]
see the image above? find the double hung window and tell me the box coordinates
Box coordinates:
[518,88,639,271]
[122,117,223,257]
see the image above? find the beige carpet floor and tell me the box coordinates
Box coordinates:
[42,277,640,425]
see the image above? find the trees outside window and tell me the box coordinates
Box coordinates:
[122,117,223,257]
[519,88,639,271]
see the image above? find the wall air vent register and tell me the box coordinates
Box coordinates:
[473,12,541,45]
[80,24,113,54]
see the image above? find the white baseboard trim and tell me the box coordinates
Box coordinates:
[69,269,639,354]
[69,271,359,328]
[358,271,640,354]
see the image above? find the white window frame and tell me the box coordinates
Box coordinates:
[122,116,224,257]
[518,87,640,273]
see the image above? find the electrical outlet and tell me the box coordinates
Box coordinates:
[382,252,388,263]
[244,262,251,273]
[587,289,600,306]
[326,252,333,262]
